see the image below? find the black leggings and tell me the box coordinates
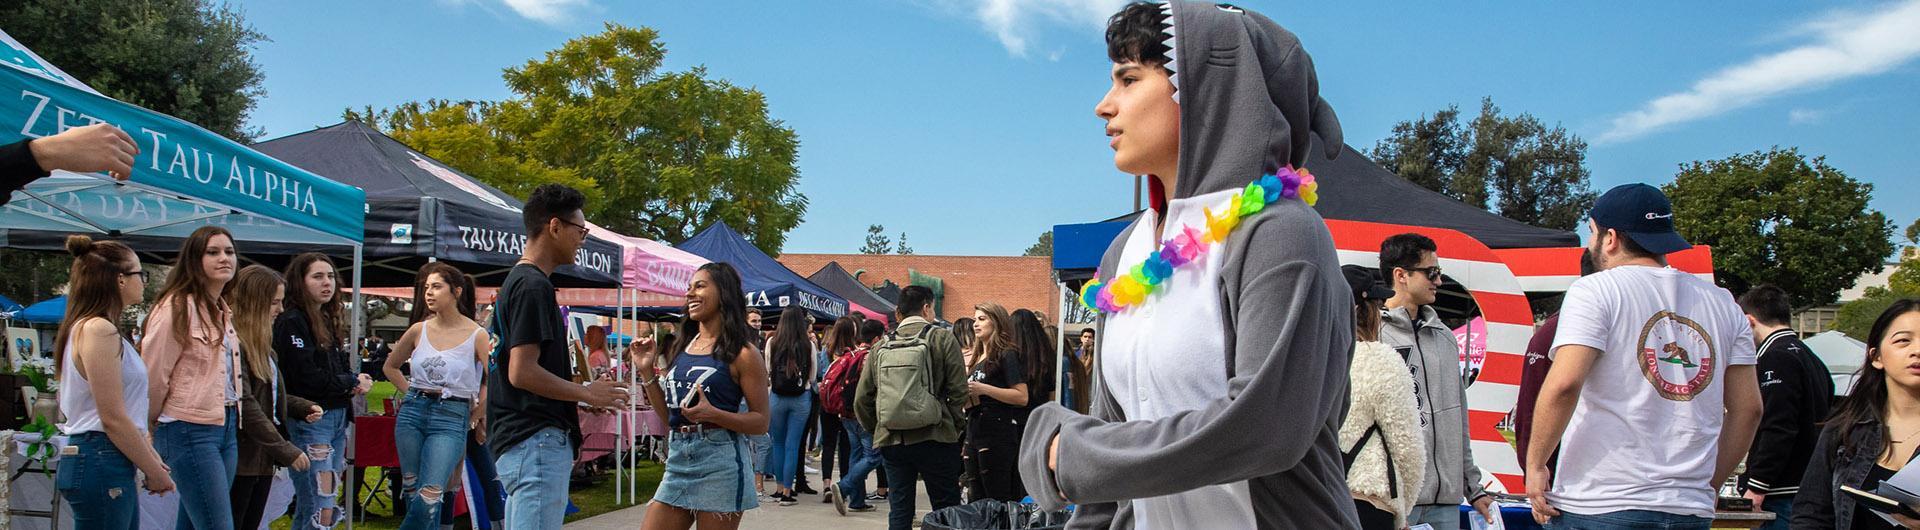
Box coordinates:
[231,474,273,530]
[963,413,1026,502]
[818,409,849,484]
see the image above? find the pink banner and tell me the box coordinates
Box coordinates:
[1454,316,1488,385]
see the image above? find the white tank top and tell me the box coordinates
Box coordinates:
[409,326,485,399]
[59,332,149,435]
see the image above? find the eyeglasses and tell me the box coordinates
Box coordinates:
[1401,266,1443,282]
[558,218,590,238]
[122,270,150,282]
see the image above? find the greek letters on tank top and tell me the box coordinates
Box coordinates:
[410,326,486,399]
[662,351,745,428]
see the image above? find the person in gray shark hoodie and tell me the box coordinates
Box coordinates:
[1016,2,1359,528]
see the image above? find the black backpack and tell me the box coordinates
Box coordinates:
[770,345,811,396]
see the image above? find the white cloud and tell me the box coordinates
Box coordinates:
[499,0,590,24]
[1788,108,1828,125]
[931,0,1128,57]
[1596,0,1920,143]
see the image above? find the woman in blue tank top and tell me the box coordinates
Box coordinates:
[630,263,771,528]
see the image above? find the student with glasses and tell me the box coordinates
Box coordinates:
[1376,233,1495,529]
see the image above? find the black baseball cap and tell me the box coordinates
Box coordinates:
[1341,265,1395,302]
[1590,183,1691,255]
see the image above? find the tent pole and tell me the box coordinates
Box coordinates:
[615,286,625,504]
[348,243,364,530]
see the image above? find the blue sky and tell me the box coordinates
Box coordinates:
[238,0,1920,256]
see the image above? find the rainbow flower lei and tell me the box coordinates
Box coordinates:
[1079,167,1319,314]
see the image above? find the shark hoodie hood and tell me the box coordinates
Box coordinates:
[1153,0,1343,206]
[1018,2,1362,529]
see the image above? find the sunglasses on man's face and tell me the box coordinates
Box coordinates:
[1401,266,1443,282]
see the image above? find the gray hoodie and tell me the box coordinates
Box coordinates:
[1378,303,1489,507]
[1016,2,1356,528]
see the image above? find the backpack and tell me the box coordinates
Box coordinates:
[769,345,810,396]
[820,346,867,418]
[872,325,942,431]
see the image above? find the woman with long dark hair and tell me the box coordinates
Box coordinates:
[629,262,771,529]
[143,225,243,530]
[1010,309,1057,411]
[278,252,371,529]
[227,265,322,530]
[1793,300,1920,530]
[383,262,491,530]
[760,308,816,505]
[55,235,173,529]
[952,317,976,368]
[964,302,1028,502]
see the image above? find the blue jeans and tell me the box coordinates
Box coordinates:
[394,392,472,530]
[1547,510,1712,530]
[57,431,139,530]
[768,390,812,489]
[288,407,349,530]
[836,418,881,509]
[155,407,239,530]
[1756,497,1792,530]
[495,427,573,530]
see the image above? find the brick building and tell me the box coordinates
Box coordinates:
[776,253,1059,323]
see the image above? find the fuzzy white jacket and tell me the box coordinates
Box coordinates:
[1341,340,1427,526]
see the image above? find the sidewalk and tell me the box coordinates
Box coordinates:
[566,465,928,530]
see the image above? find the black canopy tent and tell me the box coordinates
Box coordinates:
[254,121,623,287]
[807,261,897,317]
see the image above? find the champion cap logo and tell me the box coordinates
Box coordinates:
[1644,212,1673,220]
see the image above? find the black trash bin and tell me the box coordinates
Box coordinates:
[922,499,1073,530]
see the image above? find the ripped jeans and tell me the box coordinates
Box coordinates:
[288,407,350,530]
[393,391,471,530]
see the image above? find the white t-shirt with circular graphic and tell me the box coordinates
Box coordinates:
[1548,264,1758,518]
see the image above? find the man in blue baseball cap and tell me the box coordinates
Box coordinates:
[1524,183,1765,529]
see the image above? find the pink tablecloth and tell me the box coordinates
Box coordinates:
[577,408,666,462]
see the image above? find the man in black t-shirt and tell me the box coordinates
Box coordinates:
[485,184,628,529]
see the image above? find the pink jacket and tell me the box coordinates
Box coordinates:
[142,294,243,426]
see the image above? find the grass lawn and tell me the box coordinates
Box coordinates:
[267,381,664,529]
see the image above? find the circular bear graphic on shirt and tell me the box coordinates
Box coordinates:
[1636,310,1716,401]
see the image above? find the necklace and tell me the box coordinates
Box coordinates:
[1079,167,1319,314]
[1893,423,1920,445]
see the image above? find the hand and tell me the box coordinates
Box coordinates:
[471,409,488,443]
[1893,514,1920,529]
[305,405,323,423]
[1048,434,1059,471]
[584,379,628,409]
[1472,494,1496,522]
[967,380,991,397]
[629,336,659,375]
[291,453,312,472]
[1527,468,1559,524]
[28,123,138,179]
[143,466,176,495]
[1742,490,1766,511]
[681,384,722,425]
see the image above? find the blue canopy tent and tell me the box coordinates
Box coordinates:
[0,30,371,383]
[675,221,847,321]
[0,294,22,315]
[10,296,63,325]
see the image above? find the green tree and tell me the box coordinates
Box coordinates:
[1024,231,1054,257]
[1,0,268,302]
[1664,147,1894,308]
[343,101,600,206]
[1835,285,1920,340]
[1891,218,1920,294]
[897,232,914,255]
[356,25,806,254]
[861,225,893,254]
[493,24,805,254]
[2,0,267,141]
[1369,97,1596,230]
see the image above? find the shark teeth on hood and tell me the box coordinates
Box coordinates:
[1160,1,1179,104]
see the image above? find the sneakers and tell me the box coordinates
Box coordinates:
[850,505,876,513]
[774,493,798,506]
[829,483,848,516]
[794,484,819,495]
[868,492,887,501]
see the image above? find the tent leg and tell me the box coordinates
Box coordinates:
[1055,282,1068,405]
[615,287,625,505]
[348,244,364,530]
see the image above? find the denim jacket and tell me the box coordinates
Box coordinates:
[1792,417,1920,529]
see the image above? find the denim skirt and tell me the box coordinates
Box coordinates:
[652,427,759,514]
